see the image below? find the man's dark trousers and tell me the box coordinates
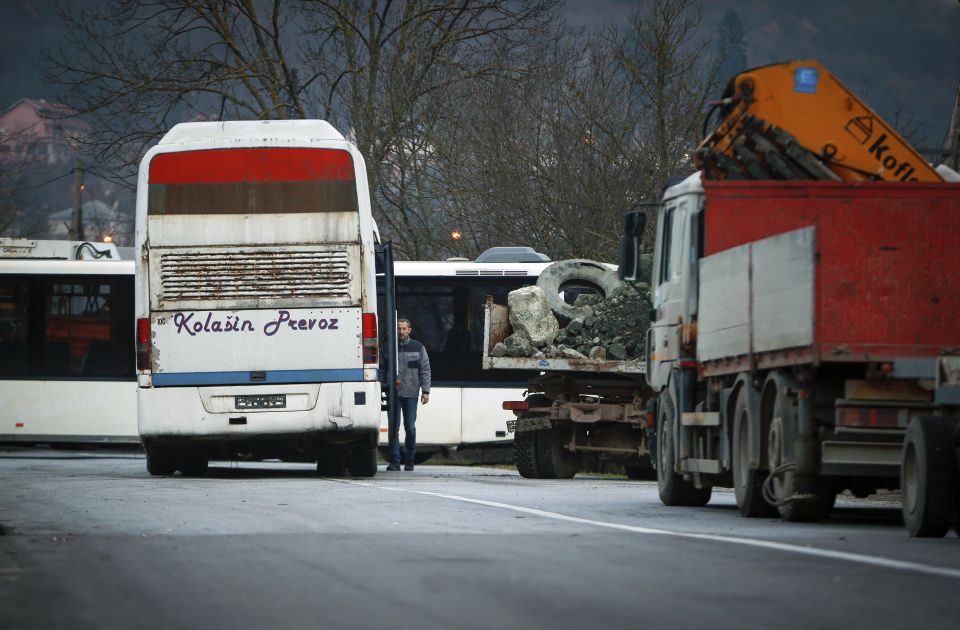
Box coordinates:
[389,396,418,465]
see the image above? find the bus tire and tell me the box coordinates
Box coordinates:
[537,427,578,479]
[348,445,377,478]
[901,416,957,538]
[179,456,208,477]
[145,445,177,476]
[514,430,541,478]
[317,453,347,476]
[536,259,623,321]
[657,396,712,507]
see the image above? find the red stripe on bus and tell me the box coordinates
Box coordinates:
[149,148,355,184]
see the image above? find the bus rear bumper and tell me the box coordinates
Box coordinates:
[138,381,381,438]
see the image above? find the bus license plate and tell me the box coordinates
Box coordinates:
[235,394,286,409]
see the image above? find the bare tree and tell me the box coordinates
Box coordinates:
[298,0,559,258]
[44,0,558,259]
[610,0,718,245]
[426,28,642,261]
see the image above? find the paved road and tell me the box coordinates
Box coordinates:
[1,451,958,630]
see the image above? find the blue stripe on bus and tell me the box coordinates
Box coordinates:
[152,369,366,387]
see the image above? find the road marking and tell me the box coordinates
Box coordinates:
[340,480,960,580]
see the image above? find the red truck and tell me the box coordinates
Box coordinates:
[632,173,960,536]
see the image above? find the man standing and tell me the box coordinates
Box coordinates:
[387,318,431,471]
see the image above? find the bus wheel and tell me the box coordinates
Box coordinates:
[179,456,208,477]
[656,396,711,507]
[145,446,177,476]
[901,416,957,538]
[537,427,578,479]
[514,430,541,478]
[348,445,377,478]
[732,386,775,517]
[317,453,347,476]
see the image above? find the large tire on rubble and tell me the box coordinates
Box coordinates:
[536,259,624,322]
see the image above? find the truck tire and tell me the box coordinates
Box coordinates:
[656,396,712,507]
[732,387,776,517]
[145,444,177,476]
[901,416,958,538]
[536,259,624,322]
[537,427,578,479]
[348,445,378,478]
[767,414,835,523]
[514,430,541,479]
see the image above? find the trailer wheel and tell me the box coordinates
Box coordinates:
[537,427,578,479]
[901,416,957,538]
[514,430,541,479]
[513,394,550,479]
[656,396,711,507]
[732,387,775,517]
[145,444,177,476]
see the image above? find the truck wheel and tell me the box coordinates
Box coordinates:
[732,388,775,517]
[514,430,541,478]
[537,427,578,479]
[348,445,378,478]
[536,259,624,321]
[178,455,208,477]
[656,396,711,507]
[145,445,177,476]
[901,416,957,538]
[768,415,835,523]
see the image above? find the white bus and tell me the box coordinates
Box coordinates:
[0,238,138,444]
[379,254,551,462]
[135,120,381,477]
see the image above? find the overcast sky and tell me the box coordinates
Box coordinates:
[3,0,958,147]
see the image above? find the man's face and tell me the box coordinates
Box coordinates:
[398,321,411,341]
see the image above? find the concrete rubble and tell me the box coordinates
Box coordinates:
[495,279,652,361]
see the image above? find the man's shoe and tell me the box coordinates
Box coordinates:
[404,463,414,471]
[386,462,401,471]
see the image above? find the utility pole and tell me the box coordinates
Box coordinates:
[69,162,84,241]
[946,81,960,172]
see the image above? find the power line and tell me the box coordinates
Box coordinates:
[23,170,74,190]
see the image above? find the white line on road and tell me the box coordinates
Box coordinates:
[340,480,960,581]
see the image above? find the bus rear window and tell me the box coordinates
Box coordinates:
[148,147,358,215]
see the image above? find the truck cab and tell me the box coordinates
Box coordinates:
[646,173,703,392]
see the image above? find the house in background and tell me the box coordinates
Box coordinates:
[0,98,90,164]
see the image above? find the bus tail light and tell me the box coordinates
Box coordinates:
[136,318,151,370]
[362,313,378,365]
[502,401,529,411]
